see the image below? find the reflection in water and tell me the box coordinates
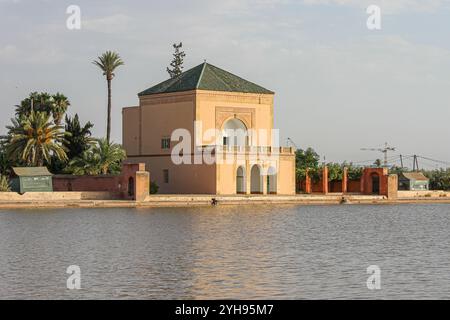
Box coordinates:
[0,204,450,299]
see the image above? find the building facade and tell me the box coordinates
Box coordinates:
[123,62,295,195]
[398,172,430,191]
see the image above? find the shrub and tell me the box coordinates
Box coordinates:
[0,175,11,192]
[150,181,159,194]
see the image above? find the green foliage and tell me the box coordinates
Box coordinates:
[15,92,70,125]
[92,51,125,81]
[150,181,159,194]
[0,175,10,192]
[296,148,320,169]
[93,51,124,143]
[64,114,94,159]
[423,169,450,191]
[295,147,365,185]
[5,111,68,167]
[327,163,343,181]
[51,93,71,125]
[67,139,126,175]
[389,165,406,175]
[49,114,95,174]
[373,159,382,167]
[347,165,363,180]
[295,147,320,181]
[0,140,12,176]
[167,42,186,78]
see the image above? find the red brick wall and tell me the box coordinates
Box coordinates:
[53,175,120,192]
[53,163,149,201]
[347,180,361,193]
[298,179,361,194]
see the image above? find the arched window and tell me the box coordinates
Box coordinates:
[250,165,263,194]
[236,166,246,194]
[222,118,248,147]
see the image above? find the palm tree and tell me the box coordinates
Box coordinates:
[64,114,94,159]
[92,51,124,143]
[0,174,10,192]
[68,138,125,175]
[93,138,126,174]
[15,92,54,118]
[6,111,68,167]
[67,150,101,175]
[52,93,70,125]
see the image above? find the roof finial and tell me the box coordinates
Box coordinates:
[204,59,207,63]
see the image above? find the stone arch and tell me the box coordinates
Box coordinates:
[236,166,246,194]
[222,117,248,147]
[370,172,380,195]
[250,165,263,194]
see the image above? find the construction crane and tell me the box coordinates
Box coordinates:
[360,142,396,167]
[286,137,299,150]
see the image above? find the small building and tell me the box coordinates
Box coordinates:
[10,167,53,193]
[123,62,296,195]
[398,172,429,191]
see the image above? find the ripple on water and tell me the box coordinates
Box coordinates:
[0,204,450,299]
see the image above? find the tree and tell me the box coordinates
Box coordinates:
[296,147,320,169]
[424,169,450,191]
[0,140,12,176]
[47,114,94,174]
[68,138,126,175]
[52,93,71,125]
[294,147,321,185]
[64,114,94,159]
[167,42,186,78]
[347,164,363,180]
[0,175,10,192]
[15,92,54,118]
[6,111,68,167]
[389,165,406,175]
[15,92,71,125]
[373,159,382,167]
[93,51,125,143]
[150,181,159,194]
[93,139,126,174]
[327,163,343,181]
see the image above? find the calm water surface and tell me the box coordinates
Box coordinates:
[0,204,449,299]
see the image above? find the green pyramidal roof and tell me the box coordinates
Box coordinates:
[138,62,274,96]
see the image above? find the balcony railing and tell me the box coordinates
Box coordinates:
[198,145,295,155]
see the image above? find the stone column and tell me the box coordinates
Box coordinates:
[246,162,251,195]
[305,168,312,194]
[262,168,268,195]
[342,167,348,194]
[322,166,328,194]
[135,171,150,202]
[360,170,365,194]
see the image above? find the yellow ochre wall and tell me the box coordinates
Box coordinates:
[122,89,295,195]
[195,90,274,146]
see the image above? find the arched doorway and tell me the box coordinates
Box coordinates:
[267,166,277,194]
[236,166,246,194]
[128,177,135,197]
[222,118,248,147]
[371,173,380,194]
[250,165,263,194]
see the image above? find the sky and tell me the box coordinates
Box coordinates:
[1,0,450,168]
